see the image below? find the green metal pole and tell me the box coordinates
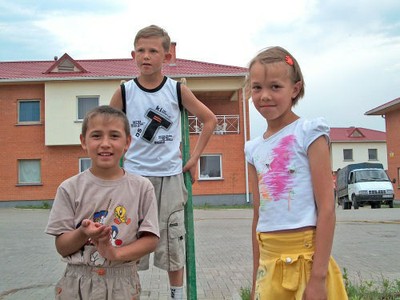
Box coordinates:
[181,96,198,300]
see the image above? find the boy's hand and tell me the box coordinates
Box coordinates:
[80,219,111,241]
[92,235,117,261]
[183,157,197,183]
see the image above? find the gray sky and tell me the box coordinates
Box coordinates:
[1,0,399,138]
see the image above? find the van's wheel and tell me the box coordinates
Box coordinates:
[345,201,352,210]
[342,198,351,210]
[352,196,359,209]
[389,201,394,208]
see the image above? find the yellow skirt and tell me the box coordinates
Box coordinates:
[255,229,348,300]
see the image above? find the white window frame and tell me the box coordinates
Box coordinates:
[77,96,99,121]
[343,149,353,161]
[17,99,41,124]
[18,159,41,185]
[79,158,92,172]
[198,154,223,180]
[368,148,378,161]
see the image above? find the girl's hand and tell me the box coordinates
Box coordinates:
[302,276,327,300]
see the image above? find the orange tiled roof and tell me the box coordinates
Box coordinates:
[0,53,248,82]
[330,127,386,142]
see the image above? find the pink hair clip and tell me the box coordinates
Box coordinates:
[285,55,294,66]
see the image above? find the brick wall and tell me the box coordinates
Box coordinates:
[0,84,86,202]
[385,110,400,199]
[0,84,251,203]
[191,92,249,197]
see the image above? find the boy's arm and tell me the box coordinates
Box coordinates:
[248,164,260,299]
[55,219,111,257]
[94,232,159,262]
[180,84,217,178]
[303,136,335,298]
[110,87,123,110]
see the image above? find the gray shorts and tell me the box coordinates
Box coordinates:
[138,174,188,272]
[55,264,140,300]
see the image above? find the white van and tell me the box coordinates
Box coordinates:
[336,163,395,209]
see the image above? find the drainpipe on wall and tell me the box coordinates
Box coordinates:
[242,81,250,203]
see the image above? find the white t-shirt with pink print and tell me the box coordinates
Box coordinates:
[245,118,330,232]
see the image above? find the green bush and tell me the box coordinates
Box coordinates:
[240,287,251,300]
[343,268,400,300]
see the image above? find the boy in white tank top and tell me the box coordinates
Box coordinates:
[110,25,217,299]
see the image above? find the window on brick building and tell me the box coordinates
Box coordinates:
[79,158,92,172]
[198,154,222,180]
[18,100,40,124]
[18,159,41,184]
[368,148,378,160]
[77,96,99,120]
[343,149,353,161]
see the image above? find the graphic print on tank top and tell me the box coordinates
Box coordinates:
[131,106,173,144]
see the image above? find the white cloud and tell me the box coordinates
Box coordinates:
[1,0,399,136]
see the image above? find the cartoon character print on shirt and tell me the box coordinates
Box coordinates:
[90,250,106,266]
[80,205,131,264]
[73,215,107,265]
[111,225,123,246]
[87,210,110,265]
[114,205,132,225]
[93,210,108,224]
[258,135,297,210]
[75,214,108,263]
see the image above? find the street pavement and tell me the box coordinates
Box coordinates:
[0,206,399,299]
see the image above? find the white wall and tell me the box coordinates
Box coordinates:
[331,142,388,171]
[45,80,121,146]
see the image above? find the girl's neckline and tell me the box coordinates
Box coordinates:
[263,117,300,140]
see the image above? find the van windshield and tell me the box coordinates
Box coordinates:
[354,169,389,182]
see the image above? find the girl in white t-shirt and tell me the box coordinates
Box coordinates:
[245,46,347,299]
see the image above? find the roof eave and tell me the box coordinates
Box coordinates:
[0,72,248,84]
[365,98,400,115]
[0,76,130,83]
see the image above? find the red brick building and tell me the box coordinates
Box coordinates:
[0,44,251,207]
[366,97,400,200]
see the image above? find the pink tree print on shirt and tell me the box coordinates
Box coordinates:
[261,135,296,209]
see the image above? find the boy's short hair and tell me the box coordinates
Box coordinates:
[82,105,130,137]
[134,25,171,52]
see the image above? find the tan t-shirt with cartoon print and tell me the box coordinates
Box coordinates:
[45,169,159,267]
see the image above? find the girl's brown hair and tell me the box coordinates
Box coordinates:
[248,46,305,105]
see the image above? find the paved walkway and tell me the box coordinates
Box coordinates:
[0,207,399,299]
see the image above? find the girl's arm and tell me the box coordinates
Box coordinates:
[304,135,336,299]
[180,84,217,179]
[248,164,260,299]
